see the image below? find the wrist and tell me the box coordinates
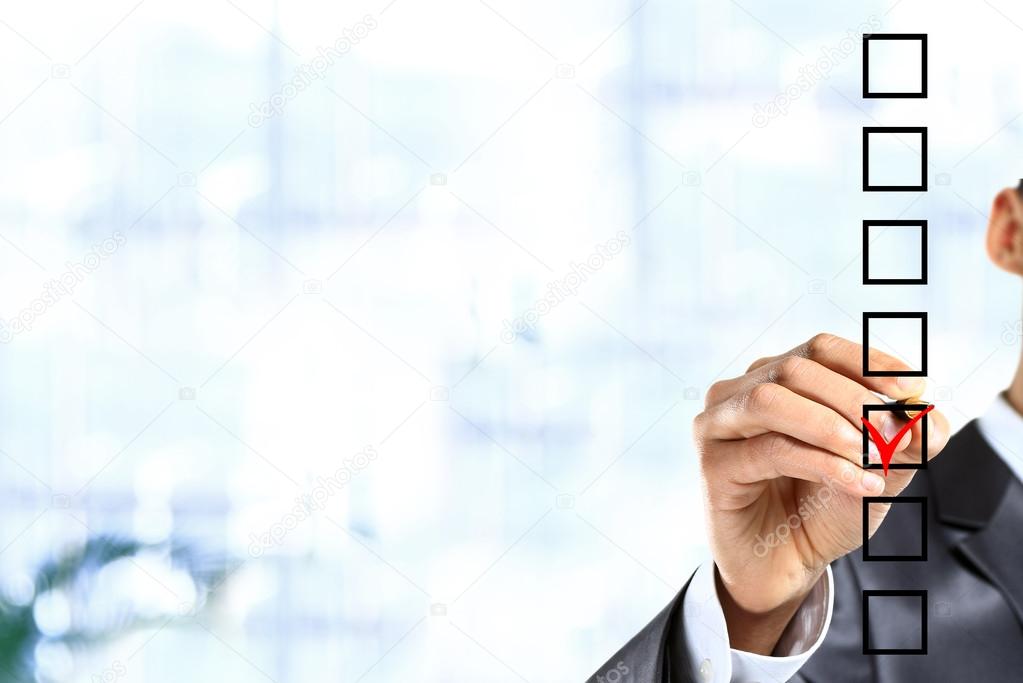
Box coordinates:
[715,566,824,655]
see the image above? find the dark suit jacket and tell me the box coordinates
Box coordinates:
[592,421,1023,682]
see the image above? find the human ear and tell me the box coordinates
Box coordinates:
[986,186,1023,276]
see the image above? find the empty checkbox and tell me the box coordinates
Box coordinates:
[863,33,927,98]
[863,127,928,191]
[862,496,927,560]
[862,312,927,377]
[863,220,927,285]
[862,589,928,655]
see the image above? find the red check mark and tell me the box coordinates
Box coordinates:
[861,404,935,476]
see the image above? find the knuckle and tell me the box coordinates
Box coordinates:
[775,355,809,383]
[820,412,848,444]
[745,356,770,373]
[696,440,726,482]
[746,383,781,415]
[732,441,757,478]
[757,432,792,464]
[804,332,838,359]
[692,411,710,441]
[696,439,716,471]
[704,380,727,408]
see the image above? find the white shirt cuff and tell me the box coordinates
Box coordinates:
[680,562,834,683]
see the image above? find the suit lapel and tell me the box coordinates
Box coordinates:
[954,481,1023,626]
[932,421,1023,626]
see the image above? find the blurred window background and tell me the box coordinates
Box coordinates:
[0,0,1021,680]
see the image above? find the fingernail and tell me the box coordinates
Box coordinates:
[882,416,901,442]
[861,471,886,494]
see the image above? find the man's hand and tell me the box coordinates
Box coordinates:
[693,333,950,654]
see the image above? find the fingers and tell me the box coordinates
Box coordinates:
[709,355,910,449]
[870,409,951,498]
[745,333,924,401]
[857,408,950,502]
[702,433,886,499]
[695,382,865,463]
[884,405,950,467]
[699,333,954,492]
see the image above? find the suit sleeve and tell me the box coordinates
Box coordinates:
[591,564,835,683]
[587,574,694,683]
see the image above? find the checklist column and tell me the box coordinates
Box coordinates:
[859,32,930,657]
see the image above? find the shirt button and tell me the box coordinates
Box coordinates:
[699,658,713,682]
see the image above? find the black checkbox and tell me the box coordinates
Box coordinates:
[863,33,927,98]
[863,220,927,285]
[862,127,928,192]
[862,589,928,655]
[862,312,927,377]
[862,496,927,561]
[861,404,929,470]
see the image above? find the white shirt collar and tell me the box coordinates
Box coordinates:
[976,393,1023,480]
